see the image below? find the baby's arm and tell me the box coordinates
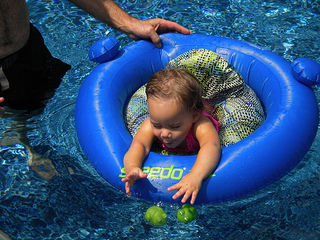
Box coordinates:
[122,118,155,195]
[168,116,220,204]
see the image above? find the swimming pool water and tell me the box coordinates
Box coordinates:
[1,0,320,239]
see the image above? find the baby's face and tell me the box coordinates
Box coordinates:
[148,97,197,149]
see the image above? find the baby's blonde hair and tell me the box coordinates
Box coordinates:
[146,68,203,112]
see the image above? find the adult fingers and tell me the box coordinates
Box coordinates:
[158,20,192,35]
[147,29,162,48]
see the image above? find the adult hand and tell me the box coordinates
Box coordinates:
[120,18,192,48]
[0,97,5,114]
[69,0,192,48]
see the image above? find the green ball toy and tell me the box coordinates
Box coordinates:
[144,206,168,226]
[177,204,197,224]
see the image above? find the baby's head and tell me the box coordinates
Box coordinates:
[146,68,203,113]
[146,69,203,149]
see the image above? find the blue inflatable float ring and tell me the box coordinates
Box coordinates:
[75,33,320,204]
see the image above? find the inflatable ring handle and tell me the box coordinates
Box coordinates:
[88,37,120,63]
[292,58,320,86]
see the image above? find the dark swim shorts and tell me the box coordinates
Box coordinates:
[0,23,71,110]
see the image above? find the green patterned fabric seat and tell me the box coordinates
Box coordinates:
[125,49,266,149]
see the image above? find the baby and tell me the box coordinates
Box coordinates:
[122,68,220,204]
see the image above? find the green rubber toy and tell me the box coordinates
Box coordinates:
[144,206,168,226]
[176,204,197,224]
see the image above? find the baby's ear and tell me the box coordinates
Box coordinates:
[192,111,201,123]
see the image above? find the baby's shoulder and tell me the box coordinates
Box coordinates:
[194,115,214,130]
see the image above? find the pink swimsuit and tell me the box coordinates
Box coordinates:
[159,111,219,153]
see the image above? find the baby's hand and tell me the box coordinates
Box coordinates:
[167,173,202,205]
[121,168,147,196]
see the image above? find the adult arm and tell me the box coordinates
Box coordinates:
[68,0,192,47]
[0,97,5,114]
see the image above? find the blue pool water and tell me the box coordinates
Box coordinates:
[1,0,320,239]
